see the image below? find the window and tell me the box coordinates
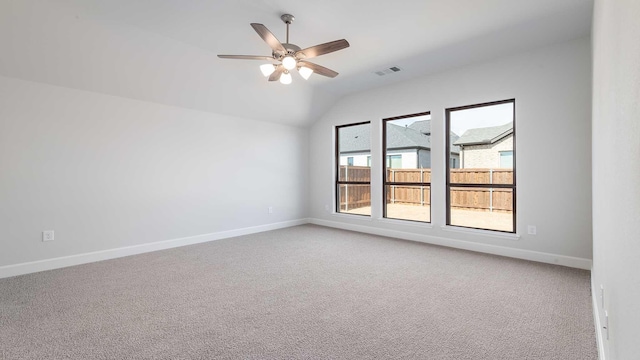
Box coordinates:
[383,112,431,223]
[347,157,354,166]
[446,99,516,233]
[499,151,513,168]
[386,155,402,168]
[336,122,371,216]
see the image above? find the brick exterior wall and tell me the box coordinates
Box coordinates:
[461,134,513,168]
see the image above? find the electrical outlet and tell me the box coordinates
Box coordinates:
[325,204,330,212]
[527,225,537,235]
[268,206,273,214]
[42,230,54,242]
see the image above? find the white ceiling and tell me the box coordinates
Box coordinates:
[0,0,593,126]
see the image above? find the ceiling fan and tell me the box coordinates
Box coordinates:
[218,14,349,84]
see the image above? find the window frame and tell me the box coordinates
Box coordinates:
[382,112,432,223]
[335,121,371,216]
[445,99,516,233]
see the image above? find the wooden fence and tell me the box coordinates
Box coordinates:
[449,168,513,184]
[338,184,371,211]
[339,166,513,212]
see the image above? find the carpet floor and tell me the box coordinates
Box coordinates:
[0,224,597,359]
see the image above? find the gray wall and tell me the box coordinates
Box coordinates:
[418,149,431,169]
[0,75,309,267]
[592,0,640,358]
[309,37,593,261]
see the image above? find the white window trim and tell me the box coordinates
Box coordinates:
[378,217,434,229]
[441,225,521,240]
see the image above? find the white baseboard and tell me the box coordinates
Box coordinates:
[309,218,592,270]
[2,217,592,279]
[592,274,606,360]
[0,219,309,279]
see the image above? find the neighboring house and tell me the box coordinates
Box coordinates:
[338,123,371,167]
[339,120,460,168]
[453,122,513,169]
[408,120,461,169]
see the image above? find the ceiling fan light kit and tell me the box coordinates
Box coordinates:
[218,14,349,85]
[280,71,292,84]
[298,66,313,80]
[260,64,276,77]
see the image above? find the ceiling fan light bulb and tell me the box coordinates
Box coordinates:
[280,71,292,85]
[299,66,313,80]
[260,64,276,77]
[282,56,297,70]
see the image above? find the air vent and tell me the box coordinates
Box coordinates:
[374,66,402,76]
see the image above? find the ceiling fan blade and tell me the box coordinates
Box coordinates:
[296,39,350,59]
[298,61,339,78]
[250,23,286,54]
[217,55,276,61]
[269,65,285,81]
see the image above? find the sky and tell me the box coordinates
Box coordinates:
[449,102,513,136]
[387,102,513,136]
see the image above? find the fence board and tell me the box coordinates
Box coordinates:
[450,168,513,184]
[338,184,371,211]
[339,166,371,182]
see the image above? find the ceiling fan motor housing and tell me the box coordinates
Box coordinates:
[273,43,302,60]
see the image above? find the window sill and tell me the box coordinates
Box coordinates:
[377,217,433,229]
[440,225,521,240]
[331,212,373,221]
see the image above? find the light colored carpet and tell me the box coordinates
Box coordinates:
[0,224,596,359]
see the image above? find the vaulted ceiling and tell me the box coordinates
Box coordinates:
[0,0,593,126]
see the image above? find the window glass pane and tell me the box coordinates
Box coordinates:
[449,187,513,232]
[383,113,431,223]
[385,114,431,182]
[338,123,371,182]
[447,100,515,233]
[337,122,371,216]
[338,185,371,215]
[385,185,430,222]
[449,102,514,184]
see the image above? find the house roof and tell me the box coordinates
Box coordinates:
[386,123,431,150]
[453,123,513,146]
[408,120,432,135]
[338,124,371,153]
[338,121,460,154]
[408,120,462,154]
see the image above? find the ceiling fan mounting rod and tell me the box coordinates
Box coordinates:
[281,14,295,44]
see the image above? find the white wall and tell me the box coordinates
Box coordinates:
[339,154,370,167]
[592,0,640,358]
[0,75,309,268]
[309,37,593,264]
